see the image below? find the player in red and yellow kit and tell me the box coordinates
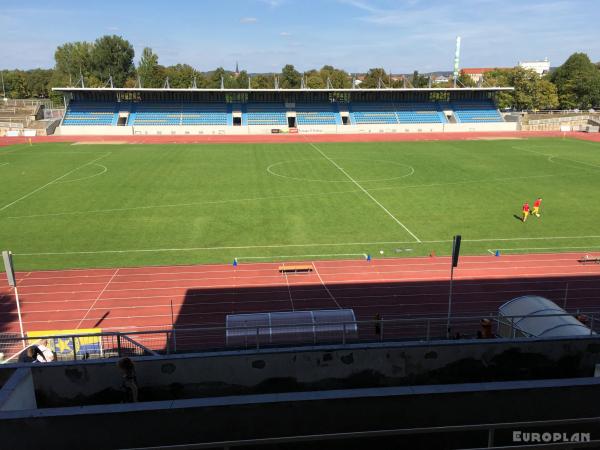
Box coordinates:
[532,197,542,217]
[522,201,530,222]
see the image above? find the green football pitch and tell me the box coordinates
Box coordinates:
[1,137,599,271]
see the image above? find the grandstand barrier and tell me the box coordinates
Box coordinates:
[1,311,596,364]
[56,122,517,136]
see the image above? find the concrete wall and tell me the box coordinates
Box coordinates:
[521,114,600,131]
[56,121,518,136]
[23,336,600,407]
[443,122,517,132]
[0,368,36,411]
[1,377,599,450]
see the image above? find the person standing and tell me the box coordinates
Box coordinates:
[532,197,542,218]
[117,357,139,402]
[522,201,530,222]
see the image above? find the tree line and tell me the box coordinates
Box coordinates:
[1,35,600,110]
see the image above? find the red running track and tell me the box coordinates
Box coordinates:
[1,130,600,147]
[1,252,600,336]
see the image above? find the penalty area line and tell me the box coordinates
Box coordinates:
[0,152,112,213]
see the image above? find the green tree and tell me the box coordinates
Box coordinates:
[551,52,600,109]
[164,64,197,88]
[90,35,135,86]
[206,67,227,88]
[251,74,274,89]
[26,69,54,98]
[235,70,250,89]
[280,64,301,88]
[412,70,429,88]
[361,68,388,88]
[301,69,322,88]
[318,65,351,88]
[54,41,94,84]
[485,68,558,110]
[457,71,477,87]
[137,47,164,88]
[4,71,30,98]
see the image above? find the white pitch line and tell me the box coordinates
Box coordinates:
[0,152,112,213]
[13,235,600,257]
[55,164,108,184]
[7,188,361,220]
[305,139,422,243]
[513,145,600,170]
[490,246,600,252]
[236,253,367,260]
[75,268,119,329]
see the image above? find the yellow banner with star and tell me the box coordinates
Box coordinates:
[27,328,103,359]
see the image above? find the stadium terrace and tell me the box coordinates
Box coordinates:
[52,86,516,136]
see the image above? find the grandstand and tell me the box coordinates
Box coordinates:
[53,87,516,136]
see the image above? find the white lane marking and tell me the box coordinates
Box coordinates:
[12,235,600,257]
[282,270,294,311]
[75,268,119,329]
[305,139,421,242]
[0,153,112,213]
[14,261,599,291]
[312,263,341,309]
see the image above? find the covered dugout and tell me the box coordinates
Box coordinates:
[226,309,358,347]
[497,296,593,338]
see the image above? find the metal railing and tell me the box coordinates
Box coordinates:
[118,415,600,449]
[1,311,598,364]
[0,331,158,364]
[3,99,56,109]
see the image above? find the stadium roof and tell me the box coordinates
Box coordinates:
[53,87,514,92]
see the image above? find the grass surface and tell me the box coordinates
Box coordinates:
[1,137,600,270]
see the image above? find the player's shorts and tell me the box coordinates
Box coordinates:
[523,211,529,218]
[532,207,539,214]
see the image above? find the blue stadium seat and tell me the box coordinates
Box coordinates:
[295,103,341,125]
[129,102,228,126]
[62,102,118,126]
[245,103,287,126]
[451,100,503,123]
[349,102,445,125]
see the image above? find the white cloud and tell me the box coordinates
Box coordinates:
[260,0,284,7]
[280,31,292,37]
[240,17,258,23]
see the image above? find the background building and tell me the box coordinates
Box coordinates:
[518,58,551,75]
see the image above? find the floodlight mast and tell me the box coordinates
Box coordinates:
[453,36,461,88]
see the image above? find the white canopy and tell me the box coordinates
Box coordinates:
[498,296,592,338]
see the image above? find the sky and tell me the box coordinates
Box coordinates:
[1,0,599,73]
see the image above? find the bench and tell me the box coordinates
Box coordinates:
[578,257,600,265]
[278,264,313,274]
